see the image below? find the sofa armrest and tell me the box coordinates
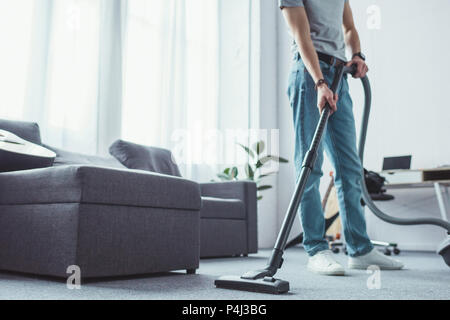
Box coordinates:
[200,181,258,253]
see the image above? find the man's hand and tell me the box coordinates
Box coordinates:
[347,56,368,78]
[317,85,338,114]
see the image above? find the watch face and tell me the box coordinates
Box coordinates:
[359,52,366,60]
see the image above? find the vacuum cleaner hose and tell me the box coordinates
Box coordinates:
[357,76,450,233]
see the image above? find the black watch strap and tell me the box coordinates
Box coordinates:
[352,52,366,61]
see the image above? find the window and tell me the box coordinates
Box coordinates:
[43,0,101,153]
[0,0,253,170]
[0,0,34,119]
[122,0,219,150]
[122,0,252,178]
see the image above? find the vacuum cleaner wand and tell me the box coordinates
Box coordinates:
[215,64,356,294]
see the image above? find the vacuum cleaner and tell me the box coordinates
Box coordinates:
[215,64,450,295]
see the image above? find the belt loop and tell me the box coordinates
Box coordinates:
[331,56,336,67]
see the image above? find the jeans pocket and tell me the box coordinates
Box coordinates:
[286,70,298,101]
[287,69,305,109]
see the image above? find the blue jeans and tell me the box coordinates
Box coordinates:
[287,54,373,257]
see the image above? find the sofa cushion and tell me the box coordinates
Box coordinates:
[109,140,182,177]
[0,165,201,210]
[44,144,125,169]
[0,119,42,145]
[200,197,246,220]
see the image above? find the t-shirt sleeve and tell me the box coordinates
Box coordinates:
[279,0,304,9]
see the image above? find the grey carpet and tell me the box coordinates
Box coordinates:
[0,248,448,300]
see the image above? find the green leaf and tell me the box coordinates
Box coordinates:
[223,168,231,175]
[256,160,263,169]
[260,156,276,165]
[256,173,276,183]
[258,156,273,166]
[278,157,289,163]
[258,172,277,179]
[217,173,232,181]
[257,196,263,201]
[231,167,238,179]
[257,185,273,191]
[238,143,255,158]
[258,155,290,166]
[253,141,265,155]
[245,163,255,180]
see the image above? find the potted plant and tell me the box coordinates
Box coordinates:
[216,141,289,200]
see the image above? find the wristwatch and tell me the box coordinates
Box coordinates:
[315,79,328,91]
[352,52,366,61]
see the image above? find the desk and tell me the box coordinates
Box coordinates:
[382,168,450,222]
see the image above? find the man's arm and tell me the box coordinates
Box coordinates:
[282,6,323,83]
[343,1,368,78]
[282,6,338,113]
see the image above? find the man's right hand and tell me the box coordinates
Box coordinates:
[317,85,338,114]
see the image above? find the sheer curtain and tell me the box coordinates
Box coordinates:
[0,0,251,180]
[0,0,125,155]
[122,0,252,180]
[122,0,220,179]
[42,0,101,154]
[0,0,34,120]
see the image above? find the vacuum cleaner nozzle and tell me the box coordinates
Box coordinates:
[215,275,290,295]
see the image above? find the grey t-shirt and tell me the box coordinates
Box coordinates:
[279,0,348,61]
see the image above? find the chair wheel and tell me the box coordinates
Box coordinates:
[393,248,401,255]
[384,249,391,256]
[332,248,340,254]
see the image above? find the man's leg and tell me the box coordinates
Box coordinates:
[324,75,403,270]
[323,75,373,257]
[289,60,328,257]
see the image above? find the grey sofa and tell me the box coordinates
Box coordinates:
[0,119,257,278]
[108,139,258,259]
[200,182,257,258]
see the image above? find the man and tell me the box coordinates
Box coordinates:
[280,0,403,275]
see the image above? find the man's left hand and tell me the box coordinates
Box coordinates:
[346,56,368,78]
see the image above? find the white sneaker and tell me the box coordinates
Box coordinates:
[307,250,345,276]
[348,249,404,270]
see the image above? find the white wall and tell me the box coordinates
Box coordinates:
[274,1,450,251]
[253,0,280,248]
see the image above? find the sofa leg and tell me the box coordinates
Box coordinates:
[186,269,196,275]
